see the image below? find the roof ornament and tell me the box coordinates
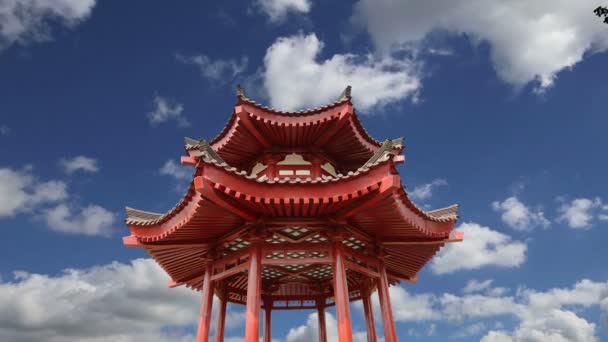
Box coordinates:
[338,85,352,102]
[236,84,247,98]
[199,139,227,165]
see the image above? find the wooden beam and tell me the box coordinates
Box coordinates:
[195,176,258,221]
[235,106,272,149]
[211,262,249,282]
[382,232,463,246]
[344,260,380,279]
[181,156,198,166]
[334,175,400,220]
[262,257,331,266]
[123,236,212,249]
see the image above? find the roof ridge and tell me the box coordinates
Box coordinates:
[235,84,352,115]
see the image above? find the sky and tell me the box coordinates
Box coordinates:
[1,0,608,341]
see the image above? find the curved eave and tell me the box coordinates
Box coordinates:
[206,97,384,169]
[125,151,456,242]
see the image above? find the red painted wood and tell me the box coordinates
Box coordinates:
[245,244,263,342]
[264,298,272,342]
[332,240,353,342]
[213,292,227,342]
[362,290,377,342]
[378,260,397,342]
[317,300,328,342]
[196,263,214,342]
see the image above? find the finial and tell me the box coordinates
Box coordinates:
[236,84,247,98]
[338,85,352,101]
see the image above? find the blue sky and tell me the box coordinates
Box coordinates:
[1,0,608,341]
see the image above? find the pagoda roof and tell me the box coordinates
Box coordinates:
[123,89,460,296]
[203,86,390,171]
[124,138,459,286]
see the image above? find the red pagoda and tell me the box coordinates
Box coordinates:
[123,86,461,342]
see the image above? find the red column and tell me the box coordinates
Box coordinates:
[213,288,227,342]
[332,240,353,342]
[317,298,328,342]
[245,244,263,342]
[263,297,272,342]
[196,262,214,342]
[362,287,377,342]
[311,156,322,178]
[264,154,277,180]
[377,260,397,342]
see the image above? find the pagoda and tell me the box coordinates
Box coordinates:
[123,86,461,342]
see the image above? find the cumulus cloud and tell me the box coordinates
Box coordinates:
[254,0,311,23]
[557,197,606,229]
[1,259,607,342]
[262,33,421,112]
[176,53,248,83]
[431,222,527,274]
[463,279,494,294]
[0,166,115,236]
[444,280,608,341]
[492,196,550,231]
[409,178,447,202]
[0,259,200,342]
[43,204,116,236]
[285,312,372,342]
[353,0,608,92]
[159,159,192,184]
[60,156,99,174]
[0,167,67,217]
[147,95,189,127]
[0,0,96,52]
[372,286,439,322]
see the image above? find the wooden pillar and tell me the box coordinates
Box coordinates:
[362,286,377,342]
[311,155,322,178]
[245,243,263,342]
[264,154,278,180]
[377,260,397,342]
[332,239,353,342]
[196,262,214,342]
[263,297,272,342]
[317,298,328,342]
[213,287,227,342]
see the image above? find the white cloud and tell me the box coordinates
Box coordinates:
[147,95,189,127]
[0,259,200,342]
[431,222,527,274]
[463,279,494,294]
[0,0,96,52]
[483,309,597,342]
[262,33,421,112]
[0,166,115,236]
[159,159,191,181]
[353,0,608,92]
[1,259,607,342]
[285,312,374,342]
[459,279,608,342]
[43,203,116,236]
[409,178,447,201]
[373,286,439,322]
[557,197,605,229]
[60,156,99,174]
[254,0,311,23]
[453,322,487,338]
[0,125,10,136]
[0,167,67,217]
[492,196,550,231]
[176,53,248,82]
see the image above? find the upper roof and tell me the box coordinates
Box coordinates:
[204,86,392,171]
